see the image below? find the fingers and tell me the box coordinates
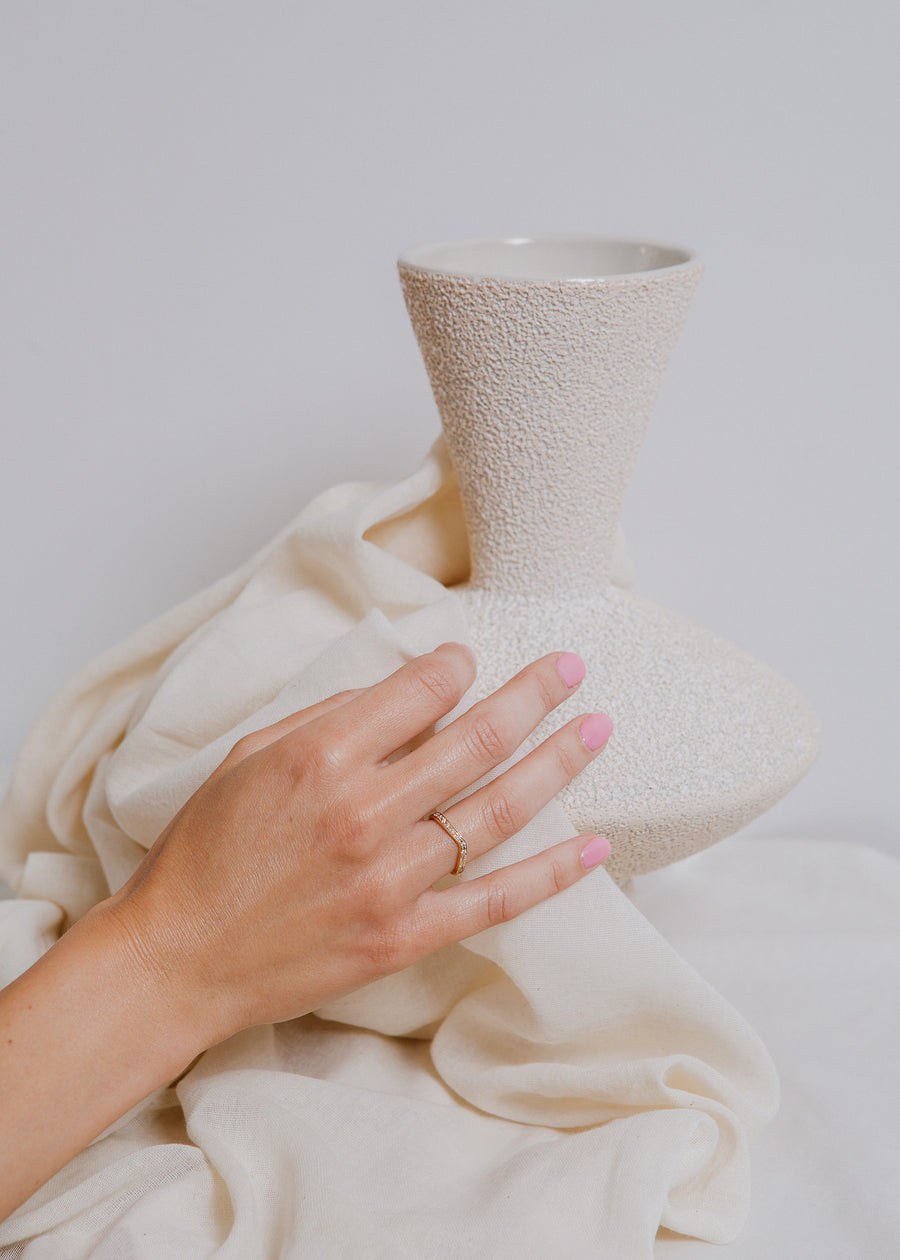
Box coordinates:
[305,642,476,764]
[393,651,590,819]
[216,642,473,783]
[404,833,611,958]
[413,709,612,883]
[215,689,366,774]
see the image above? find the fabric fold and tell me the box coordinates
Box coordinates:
[0,439,779,1256]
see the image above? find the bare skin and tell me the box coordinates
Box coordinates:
[0,643,612,1222]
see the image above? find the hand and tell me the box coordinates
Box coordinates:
[0,643,612,1220]
[102,642,613,1050]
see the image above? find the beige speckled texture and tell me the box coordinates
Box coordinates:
[400,245,821,880]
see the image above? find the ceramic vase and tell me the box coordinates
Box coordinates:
[399,236,820,880]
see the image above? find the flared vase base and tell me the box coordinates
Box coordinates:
[457,583,821,882]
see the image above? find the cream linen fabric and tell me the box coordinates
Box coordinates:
[646,837,900,1259]
[0,441,779,1258]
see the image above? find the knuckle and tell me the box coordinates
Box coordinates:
[485,877,519,928]
[320,793,379,858]
[410,659,459,709]
[532,669,558,713]
[465,712,509,763]
[548,855,570,897]
[361,920,408,975]
[296,732,349,781]
[485,790,526,840]
[227,732,262,763]
[553,740,582,783]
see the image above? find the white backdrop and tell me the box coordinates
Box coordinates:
[1,1,897,862]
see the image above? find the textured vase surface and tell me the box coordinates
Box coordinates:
[399,236,821,880]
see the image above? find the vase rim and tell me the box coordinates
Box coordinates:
[398,235,699,283]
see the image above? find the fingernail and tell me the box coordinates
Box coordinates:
[556,652,585,688]
[581,836,612,869]
[580,713,613,751]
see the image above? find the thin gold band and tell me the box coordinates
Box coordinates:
[428,811,467,876]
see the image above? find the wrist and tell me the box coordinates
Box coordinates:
[0,896,211,1220]
[85,891,222,1069]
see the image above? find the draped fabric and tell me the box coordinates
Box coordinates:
[0,441,783,1257]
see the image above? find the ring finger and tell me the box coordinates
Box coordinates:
[412,709,613,884]
[391,651,589,822]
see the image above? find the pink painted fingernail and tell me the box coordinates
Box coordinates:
[556,652,585,687]
[581,836,612,869]
[580,713,613,751]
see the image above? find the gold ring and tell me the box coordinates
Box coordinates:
[429,811,467,876]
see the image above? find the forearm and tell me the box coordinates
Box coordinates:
[0,645,613,1222]
[0,900,206,1222]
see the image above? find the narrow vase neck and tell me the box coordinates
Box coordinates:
[401,260,701,597]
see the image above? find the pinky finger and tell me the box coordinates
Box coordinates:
[410,834,611,955]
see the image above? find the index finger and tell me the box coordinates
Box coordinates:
[316,642,476,764]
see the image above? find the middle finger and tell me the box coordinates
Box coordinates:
[390,651,587,818]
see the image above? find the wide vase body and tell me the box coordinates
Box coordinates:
[399,236,820,880]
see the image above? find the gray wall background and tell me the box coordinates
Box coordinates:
[1,1,897,867]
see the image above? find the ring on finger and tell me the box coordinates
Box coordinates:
[428,811,467,876]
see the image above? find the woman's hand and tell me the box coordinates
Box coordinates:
[103,642,613,1050]
[0,643,611,1221]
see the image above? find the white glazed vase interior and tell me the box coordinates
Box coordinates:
[399,237,821,880]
